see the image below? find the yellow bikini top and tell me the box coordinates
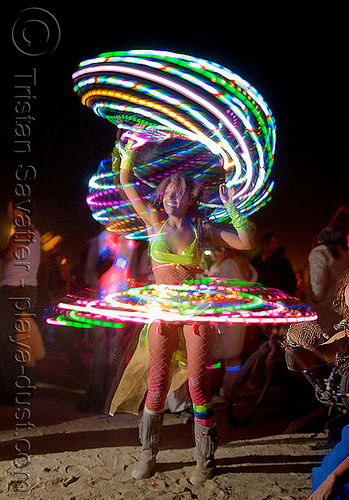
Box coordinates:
[149,221,200,266]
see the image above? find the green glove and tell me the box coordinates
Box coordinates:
[111,142,121,172]
[224,202,249,232]
[115,139,135,172]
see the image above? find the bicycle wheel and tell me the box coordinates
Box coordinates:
[226,342,276,427]
[339,369,349,411]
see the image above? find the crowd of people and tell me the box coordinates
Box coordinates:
[1,132,349,493]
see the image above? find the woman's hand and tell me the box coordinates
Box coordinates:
[219,183,235,205]
[122,126,150,151]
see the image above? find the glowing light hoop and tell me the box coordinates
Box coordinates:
[73,49,276,234]
[49,279,317,327]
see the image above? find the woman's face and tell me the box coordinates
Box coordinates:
[162,181,192,217]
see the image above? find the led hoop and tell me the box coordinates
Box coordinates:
[87,159,154,235]
[73,49,276,235]
[49,279,317,327]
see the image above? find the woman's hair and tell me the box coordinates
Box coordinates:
[153,173,204,219]
[317,227,348,259]
[333,271,349,318]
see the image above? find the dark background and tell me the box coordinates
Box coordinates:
[2,5,347,271]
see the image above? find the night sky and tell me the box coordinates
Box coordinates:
[3,6,347,271]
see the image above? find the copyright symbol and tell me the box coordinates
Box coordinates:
[12,7,61,56]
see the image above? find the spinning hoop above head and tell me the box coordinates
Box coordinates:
[73,49,277,236]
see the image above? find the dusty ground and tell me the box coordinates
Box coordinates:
[0,343,341,500]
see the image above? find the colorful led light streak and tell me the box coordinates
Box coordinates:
[87,159,152,235]
[47,278,317,328]
[73,50,276,236]
[47,308,124,329]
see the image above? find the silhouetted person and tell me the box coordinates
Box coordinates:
[251,232,297,295]
[0,198,41,403]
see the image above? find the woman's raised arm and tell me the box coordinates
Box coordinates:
[208,184,254,251]
[117,137,159,227]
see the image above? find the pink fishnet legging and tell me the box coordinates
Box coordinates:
[186,323,215,406]
[145,263,215,413]
[145,321,215,413]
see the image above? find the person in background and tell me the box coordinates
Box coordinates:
[69,247,89,293]
[128,238,154,286]
[208,246,258,396]
[306,227,349,334]
[81,229,137,412]
[251,231,297,295]
[36,232,85,370]
[0,197,41,403]
[36,232,70,334]
[208,246,258,283]
[306,271,349,500]
[295,266,309,302]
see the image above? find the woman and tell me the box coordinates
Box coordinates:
[117,134,253,483]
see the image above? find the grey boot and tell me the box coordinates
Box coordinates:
[190,420,218,485]
[132,411,164,479]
